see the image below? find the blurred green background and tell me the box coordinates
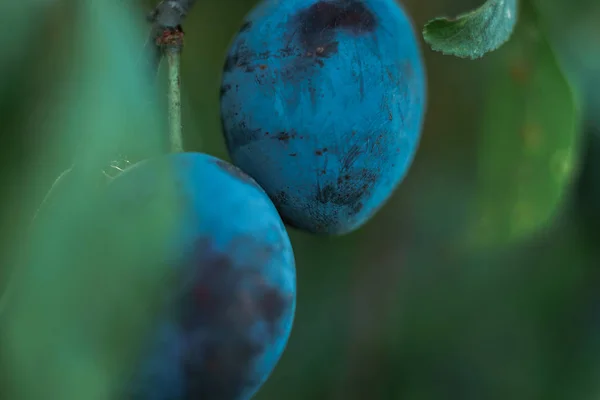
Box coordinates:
[1,0,600,399]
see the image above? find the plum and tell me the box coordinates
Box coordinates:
[99,152,296,400]
[220,0,427,234]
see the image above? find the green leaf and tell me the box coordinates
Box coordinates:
[0,0,54,94]
[467,4,581,248]
[423,0,519,59]
[1,0,172,399]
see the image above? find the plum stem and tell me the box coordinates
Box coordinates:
[146,0,198,73]
[166,46,183,152]
[156,26,185,152]
[148,1,198,152]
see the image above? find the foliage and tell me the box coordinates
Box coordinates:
[423,0,518,59]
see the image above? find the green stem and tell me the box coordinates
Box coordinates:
[166,47,183,153]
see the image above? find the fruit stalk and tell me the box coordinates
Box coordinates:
[166,46,183,152]
[146,0,198,75]
[148,0,199,152]
[157,27,185,152]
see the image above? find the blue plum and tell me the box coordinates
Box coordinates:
[220,0,427,234]
[100,152,296,400]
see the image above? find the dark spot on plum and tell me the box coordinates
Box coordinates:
[223,118,264,149]
[308,86,317,105]
[239,21,252,33]
[277,132,291,142]
[289,153,297,157]
[341,144,362,171]
[274,191,290,206]
[259,285,290,334]
[177,236,292,399]
[213,159,259,188]
[223,47,255,73]
[223,54,237,73]
[258,51,272,60]
[273,131,297,143]
[186,337,262,400]
[315,168,378,216]
[220,84,232,99]
[296,0,377,52]
[352,202,364,214]
[316,184,334,203]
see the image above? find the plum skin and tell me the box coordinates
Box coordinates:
[100,152,296,400]
[220,0,427,234]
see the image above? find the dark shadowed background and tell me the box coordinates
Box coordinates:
[1,0,600,399]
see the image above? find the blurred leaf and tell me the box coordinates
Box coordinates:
[423,0,518,59]
[383,215,591,400]
[0,0,55,94]
[0,0,171,398]
[533,0,600,120]
[576,124,600,243]
[467,4,581,249]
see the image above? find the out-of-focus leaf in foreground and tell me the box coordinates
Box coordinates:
[0,0,174,399]
[423,0,518,59]
[467,4,581,249]
[0,0,55,94]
